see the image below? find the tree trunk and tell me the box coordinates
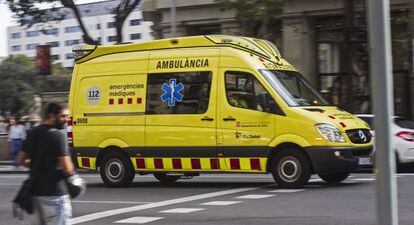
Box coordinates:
[114,0,141,44]
[115,20,125,44]
[61,0,98,45]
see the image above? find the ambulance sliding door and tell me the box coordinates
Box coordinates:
[145,48,222,171]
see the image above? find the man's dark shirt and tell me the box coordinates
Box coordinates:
[23,124,68,196]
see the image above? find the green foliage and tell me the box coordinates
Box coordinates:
[215,0,285,38]
[0,55,71,116]
[6,0,142,44]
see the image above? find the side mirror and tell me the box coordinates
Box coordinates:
[257,93,281,114]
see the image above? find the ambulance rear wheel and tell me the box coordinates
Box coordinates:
[100,152,135,188]
[153,173,181,183]
[318,172,350,183]
[271,150,311,189]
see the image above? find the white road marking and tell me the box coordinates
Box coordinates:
[200,201,242,206]
[343,180,359,184]
[353,178,376,181]
[235,194,275,199]
[72,200,152,204]
[70,186,267,224]
[309,178,323,182]
[159,208,204,213]
[268,189,305,193]
[114,216,164,224]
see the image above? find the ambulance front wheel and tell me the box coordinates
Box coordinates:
[153,173,181,183]
[100,152,135,188]
[271,150,311,189]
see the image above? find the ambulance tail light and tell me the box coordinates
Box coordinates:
[72,45,96,61]
[67,116,74,148]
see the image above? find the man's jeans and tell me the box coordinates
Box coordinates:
[32,195,72,225]
[10,139,22,165]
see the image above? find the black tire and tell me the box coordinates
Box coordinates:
[270,149,311,189]
[153,173,181,183]
[319,172,350,183]
[100,151,135,188]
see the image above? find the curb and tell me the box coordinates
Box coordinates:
[0,161,14,166]
[0,169,97,174]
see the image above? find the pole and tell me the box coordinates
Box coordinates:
[343,0,354,112]
[366,0,398,225]
[171,0,177,37]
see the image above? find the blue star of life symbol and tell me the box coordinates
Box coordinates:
[161,78,184,106]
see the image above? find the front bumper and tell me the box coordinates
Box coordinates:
[304,146,372,175]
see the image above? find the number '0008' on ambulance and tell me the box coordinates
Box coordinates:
[68,35,372,188]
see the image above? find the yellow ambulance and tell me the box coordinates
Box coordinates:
[68,35,372,188]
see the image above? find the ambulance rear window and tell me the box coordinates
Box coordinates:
[146,71,212,114]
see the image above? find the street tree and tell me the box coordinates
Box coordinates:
[0,55,71,116]
[5,0,142,44]
[215,0,285,39]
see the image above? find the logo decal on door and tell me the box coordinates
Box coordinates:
[161,78,184,106]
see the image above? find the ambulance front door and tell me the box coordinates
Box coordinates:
[218,69,276,171]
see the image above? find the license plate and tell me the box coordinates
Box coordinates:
[358,157,372,165]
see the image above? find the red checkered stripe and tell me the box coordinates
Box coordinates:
[109,97,143,105]
[131,157,265,172]
[77,157,97,170]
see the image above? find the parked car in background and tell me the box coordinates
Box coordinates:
[356,114,414,169]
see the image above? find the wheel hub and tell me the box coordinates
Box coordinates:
[278,156,301,183]
[106,160,123,182]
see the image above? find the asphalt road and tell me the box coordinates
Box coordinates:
[1,173,414,225]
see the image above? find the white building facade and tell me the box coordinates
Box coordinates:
[7,0,153,67]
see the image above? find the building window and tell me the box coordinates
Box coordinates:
[51,55,59,61]
[130,19,140,26]
[130,33,141,40]
[26,31,39,37]
[47,41,60,48]
[107,36,117,42]
[11,32,20,39]
[65,39,80,46]
[26,43,38,50]
[96,23,101,30]
[12,45,21,52]
[97,37,102,44]
[107,22,115,28]
[65,53,74,59]
[65,26,81,33]
[146,71,212,114]
[44,28,59,35]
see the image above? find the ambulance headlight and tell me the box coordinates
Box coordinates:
[315,124,345,142]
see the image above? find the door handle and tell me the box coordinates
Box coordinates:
[223,116,236,121]
[201,116,214,121]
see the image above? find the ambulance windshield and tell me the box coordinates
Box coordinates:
[261,70,329,107]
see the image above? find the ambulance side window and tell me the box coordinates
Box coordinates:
[225,71,274,113]
[146,71,212,114]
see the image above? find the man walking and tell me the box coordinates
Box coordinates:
[18,103,75,225]
[7,118,26,166]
